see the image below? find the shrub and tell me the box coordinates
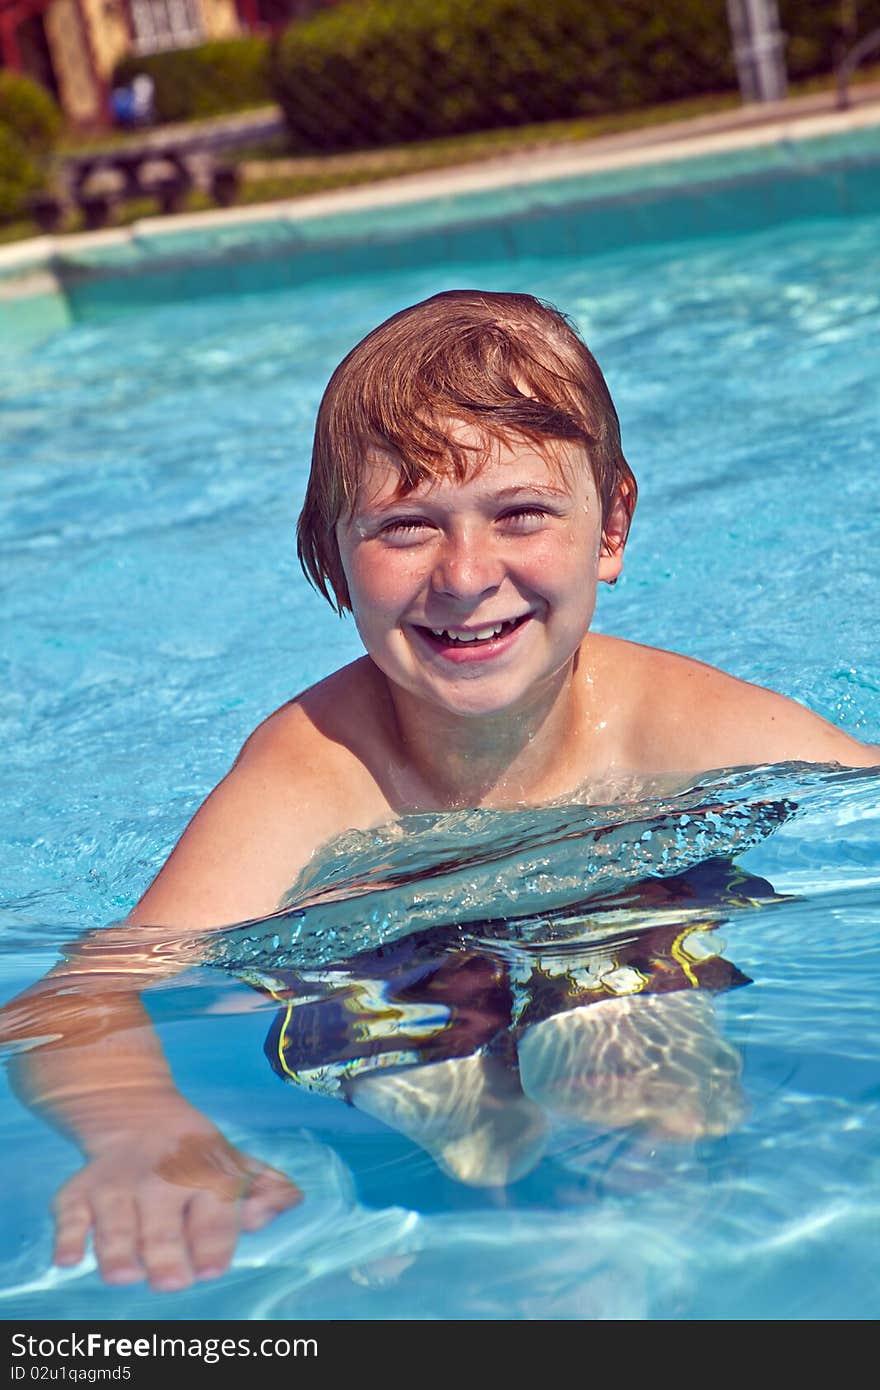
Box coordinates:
[271,0,736,153]
[0,71,62,157]
[113,37,272,123]
[271,0,880,154]
[0,124,41,222]
[779,0,880,80]
[0,73,61,223]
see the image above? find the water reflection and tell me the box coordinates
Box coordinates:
[253,859,780,1185]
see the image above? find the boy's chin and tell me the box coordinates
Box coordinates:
[409,671,549,720]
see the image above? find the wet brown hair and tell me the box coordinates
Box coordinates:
[297,289,636,612]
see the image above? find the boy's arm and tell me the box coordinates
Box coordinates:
[3,962,299,1290]
[0,710,356,1288]
[130,701,374,929]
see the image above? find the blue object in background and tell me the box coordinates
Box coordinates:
[110,73,155,128]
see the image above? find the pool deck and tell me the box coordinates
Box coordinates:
[2,83,880,279]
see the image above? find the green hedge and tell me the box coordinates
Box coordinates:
[0,72,61,222]
[114,37,272,123]
[0,71,62,156]
[109,1,880,142]
[779,0,880,78]
[271,0,880,153]
[0,126,41,222]
[271,0,734,152]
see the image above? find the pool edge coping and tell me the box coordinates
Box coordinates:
[2,95,880,299]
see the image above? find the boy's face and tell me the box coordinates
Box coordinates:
[335,427,626,720]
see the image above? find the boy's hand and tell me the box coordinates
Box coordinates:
[52,1114,301,1291]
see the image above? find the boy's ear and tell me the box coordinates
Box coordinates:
[597,481,634,585]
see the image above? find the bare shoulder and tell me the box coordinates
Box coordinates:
[236,658,385,778]
[130,659,392,931]
[591,634,879,772]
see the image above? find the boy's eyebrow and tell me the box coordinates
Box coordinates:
[358,482,573,515]
[491,483,573,501]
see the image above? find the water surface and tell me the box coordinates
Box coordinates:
[1,211,879,1319]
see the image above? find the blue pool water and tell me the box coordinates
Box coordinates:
[2,197,880,1319]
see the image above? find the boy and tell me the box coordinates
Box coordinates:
[3,289,876,1292]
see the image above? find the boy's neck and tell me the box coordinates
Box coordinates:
[376,649,608,810]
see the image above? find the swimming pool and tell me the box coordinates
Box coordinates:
[2,153,880,1319]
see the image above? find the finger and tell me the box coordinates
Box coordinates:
[137,1190,195,1293]
[52,1191,91,1269]
[184,1191,240,1281]
[90,1187,144,1286]
[239,1167,302,1233]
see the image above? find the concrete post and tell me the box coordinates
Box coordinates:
[727,0,788,103]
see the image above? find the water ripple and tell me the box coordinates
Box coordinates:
[207,763,879,973]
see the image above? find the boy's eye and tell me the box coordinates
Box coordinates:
[380,517,433,539]
[499,506,550,528]
[376,506,552,541]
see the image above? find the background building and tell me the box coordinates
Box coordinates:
[0,0,252,124]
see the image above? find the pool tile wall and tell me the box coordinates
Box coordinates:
[2,124,879,344]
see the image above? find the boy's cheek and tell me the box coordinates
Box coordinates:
[521,543,600,595]
[350,553,430,612]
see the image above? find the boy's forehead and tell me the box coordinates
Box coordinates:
[354,429,591,509]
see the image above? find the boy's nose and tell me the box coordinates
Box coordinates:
[432,530,504,601]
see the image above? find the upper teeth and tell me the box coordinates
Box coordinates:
[430,623,505,642]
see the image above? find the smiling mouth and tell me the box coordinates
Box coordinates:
[414,614,532,648]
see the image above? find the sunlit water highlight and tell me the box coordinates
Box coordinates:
[1,209,880,1319]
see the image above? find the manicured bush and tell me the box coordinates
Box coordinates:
[0,73,61,222]
[0,71,62,156]
[114,37,272,123]
[0,124,41,222]
[271,0,736,152]
[779,0,880,79]
[271,0,880,154]
[109,1,880,142]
